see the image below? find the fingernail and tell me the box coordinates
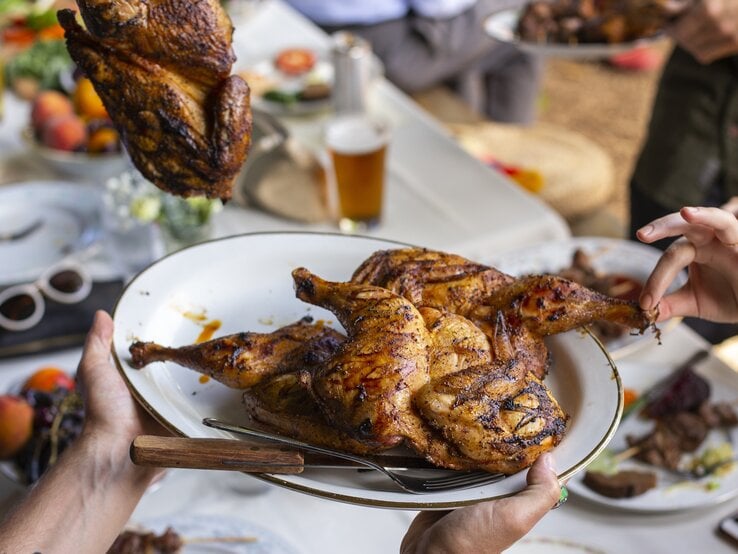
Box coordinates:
[641,293,653,310]
[683,206,698,214]
[540,452,556,473]
[638,224,654,237]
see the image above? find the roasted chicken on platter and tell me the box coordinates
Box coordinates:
[517,0,692,45]
[130,248,656,475]
[58,0,252,200]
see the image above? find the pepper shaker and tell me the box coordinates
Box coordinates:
[330,31,373,115]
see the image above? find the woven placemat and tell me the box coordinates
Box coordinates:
[450,122,615,219]
[236,142,332,224]
[0,152,57,186]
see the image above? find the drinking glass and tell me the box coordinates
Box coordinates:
[325,115,390,233]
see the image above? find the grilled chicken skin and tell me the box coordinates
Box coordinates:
[130,248,656,475]
[292,267,432,450]
[353,247,655,381]
[130,317,344,389]
[354,248,654,335]
[58,2,251,200]
[242,371,376,455]
[416,366,567,474]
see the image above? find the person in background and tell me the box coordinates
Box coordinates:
[286,0,543,124]
[628,0,738,342]
[0,311,560,553]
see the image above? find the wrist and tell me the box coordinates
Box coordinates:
[0,428,158,554]
[77,427,159,494]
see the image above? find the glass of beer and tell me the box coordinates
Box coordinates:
[325,115,389,233]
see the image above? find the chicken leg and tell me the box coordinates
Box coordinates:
[129,317,345,389]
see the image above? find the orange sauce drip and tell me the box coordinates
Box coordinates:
[199,375,211,384]
[182,310,208,323]
[196,319,221,344]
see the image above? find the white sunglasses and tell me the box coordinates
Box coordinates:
[0,262,93,332]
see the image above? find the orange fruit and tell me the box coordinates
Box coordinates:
[0,395,33,459]
[22,367,75,393]
[73,78,108,120]
[87,127,120,153]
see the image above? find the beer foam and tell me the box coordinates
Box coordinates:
[325,116,388,154]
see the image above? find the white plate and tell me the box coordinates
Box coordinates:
[568,358,738,513]
[112,232,622,509]
[244,58,334,116]
[486,237,685,359]
[508,537,608,554]
[130,513,300,554]
[484,8,663,59]
[0,181,102,285]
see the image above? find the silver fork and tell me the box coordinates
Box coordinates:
[202,418,506,494]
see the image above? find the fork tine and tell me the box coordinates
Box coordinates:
[422,472,505,491]
[203,417,506,493]
[425,471,493,485]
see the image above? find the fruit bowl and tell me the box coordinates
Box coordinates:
[23,127,130,181]
[0,367,82,488]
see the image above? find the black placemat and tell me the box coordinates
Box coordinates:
[0,279,124,359]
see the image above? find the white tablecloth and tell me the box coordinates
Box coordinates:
[1,325,737,553]
[2,1,736,552]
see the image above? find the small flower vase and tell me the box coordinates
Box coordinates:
[158,195,219,253]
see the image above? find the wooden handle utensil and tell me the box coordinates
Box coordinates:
[130,435,305,474]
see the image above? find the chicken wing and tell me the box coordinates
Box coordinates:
[354,247,653,334]
[353,247,655,380]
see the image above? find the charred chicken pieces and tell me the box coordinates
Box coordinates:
[517,0,692,45]
[58,1,252,200]
[130,248,656,475]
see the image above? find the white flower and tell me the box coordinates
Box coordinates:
[130,196,162,223]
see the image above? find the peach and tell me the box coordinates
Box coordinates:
[73,77,108,120]
[41,114,88,152]
[0,395,33,459]
[31,91,74,133]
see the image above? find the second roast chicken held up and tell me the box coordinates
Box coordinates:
[130,248,656,475]
[58,1,252,200]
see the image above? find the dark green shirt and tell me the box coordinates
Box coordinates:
[633,47,738,208]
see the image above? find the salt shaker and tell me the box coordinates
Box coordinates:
[330,31,373,115]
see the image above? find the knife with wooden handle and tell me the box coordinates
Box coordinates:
[131,435,440,472]
[131,435,306,474]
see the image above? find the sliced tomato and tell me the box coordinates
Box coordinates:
[38,24,66,41]
[2,26,36,47]
[274,48,316,76]
[623,388,639,410]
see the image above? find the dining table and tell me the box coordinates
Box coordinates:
[1,1,738,552]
